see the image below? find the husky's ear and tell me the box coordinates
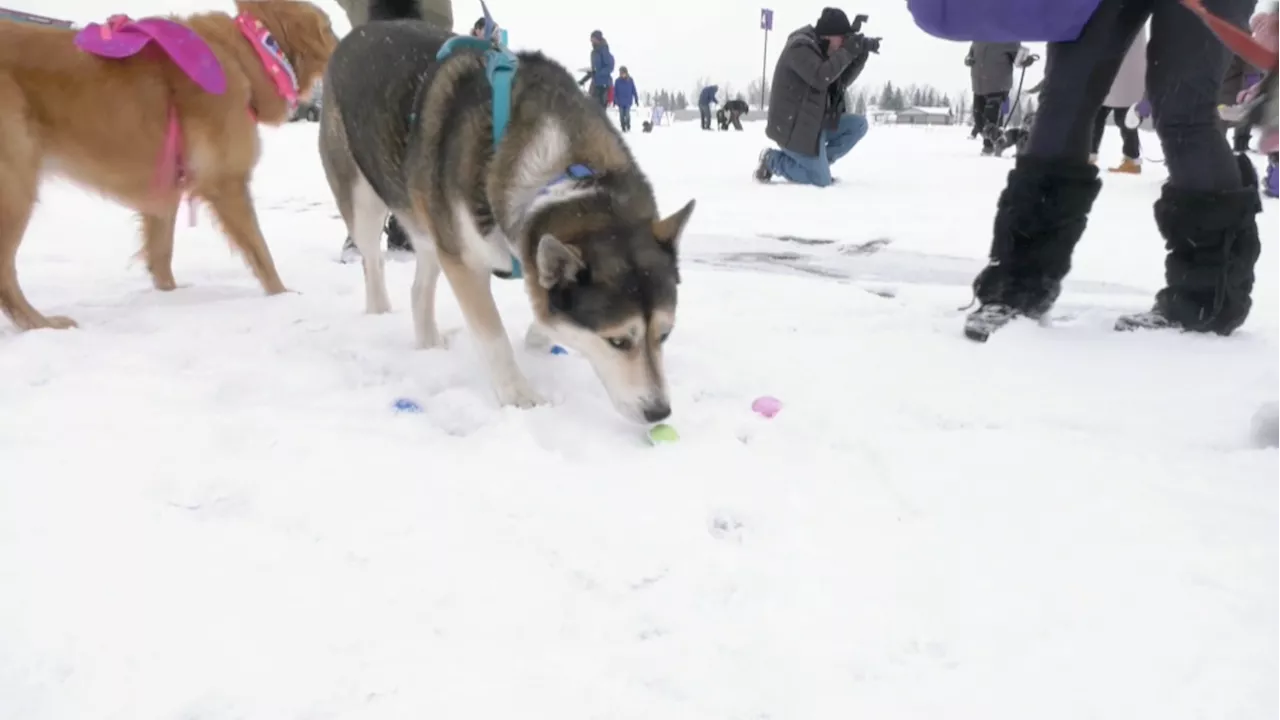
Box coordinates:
[653,199,696,252]
[536,234,586,289]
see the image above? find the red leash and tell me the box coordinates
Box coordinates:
[1180,0,1277,71]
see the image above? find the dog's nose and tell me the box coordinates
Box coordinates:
[643,403,671,423]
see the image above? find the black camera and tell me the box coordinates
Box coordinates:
[846,14,880,54]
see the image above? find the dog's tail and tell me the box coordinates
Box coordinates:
[336,0,453,28]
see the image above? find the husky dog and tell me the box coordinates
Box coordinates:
[320,22,695,423]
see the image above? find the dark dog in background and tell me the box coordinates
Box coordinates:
[990,111,1034,157]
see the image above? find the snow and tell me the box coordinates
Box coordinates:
[1,121,1276,720]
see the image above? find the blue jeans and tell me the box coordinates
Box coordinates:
[618,106,631,131]
[766,114,868,187]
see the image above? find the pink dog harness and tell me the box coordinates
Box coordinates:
[75,12,301,221]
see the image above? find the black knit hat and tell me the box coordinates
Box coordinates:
[814,7,851,36]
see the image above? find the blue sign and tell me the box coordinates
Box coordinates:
[760,8,773,31]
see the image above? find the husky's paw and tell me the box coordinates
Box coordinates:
[417,327,459,351]
[523,323,553,352]
[494,376,545,409]
[364,291,393,315]
[338,244,361,264]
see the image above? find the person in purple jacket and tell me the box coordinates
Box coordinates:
[958,0,1264,341]
[613,66,638,132]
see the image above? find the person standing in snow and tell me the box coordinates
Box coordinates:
[614,66,638,132]
[966,41,1033,155]
[1090,26,1146,173]
[579,30,614,108]
[698,84,718,130]
[961,0,1264,340]
[754,8,875,187]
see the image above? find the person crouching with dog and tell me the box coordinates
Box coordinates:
[755,8,876,187]
[719,98,750,130]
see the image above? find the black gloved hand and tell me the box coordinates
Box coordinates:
[1017,53,1039,68]
[864,36,882,54]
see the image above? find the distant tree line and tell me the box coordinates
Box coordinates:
[636,77,1037,125]
[641,89,689,110]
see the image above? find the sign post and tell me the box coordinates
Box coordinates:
[759,8,773,112]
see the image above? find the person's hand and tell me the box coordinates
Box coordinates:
[1017,53,1039,68]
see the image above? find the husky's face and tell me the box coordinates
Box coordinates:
[535,200,695,424]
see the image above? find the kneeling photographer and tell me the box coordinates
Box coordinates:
[756,8,879,187]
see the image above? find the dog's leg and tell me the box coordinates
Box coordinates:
[410,240,444,349]
[350,179,391,314]
[203,179,288,295]
[436,253,543,408]
[140,207,179,291]
[0,95,75,330]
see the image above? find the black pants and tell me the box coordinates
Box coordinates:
[591,84,609,108]
[699,104,712,130]
[1231,123,1253,152]
[976,91,1008,149]
[1090,106,1141,159]
[970,92,983,135]
[1027,0,1251,190]
[728,110,744,131]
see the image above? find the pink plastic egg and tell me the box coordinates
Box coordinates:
[751,395,782,418]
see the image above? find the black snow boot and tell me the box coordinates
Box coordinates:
[964,157,1102,341]
[1115,154,1263,335]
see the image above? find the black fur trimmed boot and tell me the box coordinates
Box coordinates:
[964,158,1102,342]
[1115,154,1263,336]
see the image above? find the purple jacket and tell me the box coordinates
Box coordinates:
[908,0,1103,42]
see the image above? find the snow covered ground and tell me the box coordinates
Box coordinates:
[1,121,1276,720]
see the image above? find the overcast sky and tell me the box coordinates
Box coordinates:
[28,0,1056,101]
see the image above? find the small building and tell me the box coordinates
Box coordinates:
[0,7,74,27]
[895,106,954,126]
[865,104,896,125]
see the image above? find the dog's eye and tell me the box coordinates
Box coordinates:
[607,337,633,352]
[659,330,672,344]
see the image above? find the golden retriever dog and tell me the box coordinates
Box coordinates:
[0,0,337,331]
